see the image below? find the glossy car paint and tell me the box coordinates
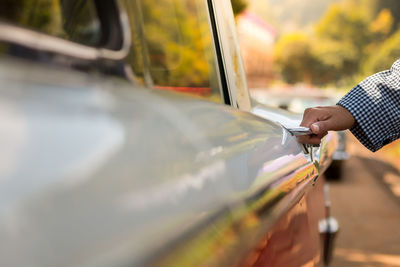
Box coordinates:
[0,0,338,266]
[239,177,327,267]
[0,56,334,266]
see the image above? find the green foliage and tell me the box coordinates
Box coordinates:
[311,39,359,85]
[315,4,371,57]
[138,0,213,87]
[125,0,223,96]
[231,0,248,16]
[364,0,400,26]
[274,4,372,86]
[0,0,100,45]
[364,29,400,74]
[364,8,395,58]
[312,4,372,82]
[273,0,400,86]
[369,9,394,38]
[0,0,60,34]
[274,33,317,84]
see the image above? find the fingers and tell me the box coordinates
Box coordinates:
[297,131,328,145]
[298,107,330,145]
[297,105,355,145]
[300,108,319,127]
[301,105,355,131]
[301,107,331,126]
[310,123,320,134]
[310,121,330,135]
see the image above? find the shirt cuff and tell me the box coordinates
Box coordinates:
[337,85,394,152]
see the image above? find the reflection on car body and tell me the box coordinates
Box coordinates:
[0,0,338,266]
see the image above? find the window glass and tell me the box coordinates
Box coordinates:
[124,0,223,103]
[0,0,102,47]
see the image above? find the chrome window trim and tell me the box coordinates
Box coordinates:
[209,0,252,111]
[207,0,232,106]
[112,2,132,59]
[0,1,131,62]
[0,23,97,60]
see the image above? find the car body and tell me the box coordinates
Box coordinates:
[0,1,338,266]
[251,88,350,179]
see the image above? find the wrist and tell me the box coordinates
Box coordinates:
[335,104,355,129]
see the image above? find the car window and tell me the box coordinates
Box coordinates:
[124,0,223,103]
[0,0,102,47]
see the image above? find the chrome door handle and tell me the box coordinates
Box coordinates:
[281,124,312,136]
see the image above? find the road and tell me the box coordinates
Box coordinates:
[329,135,400,267]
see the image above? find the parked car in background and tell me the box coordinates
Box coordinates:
[0,1,338,266]
[251,88,350,180]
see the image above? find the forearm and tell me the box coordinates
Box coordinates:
[337,59,400,152]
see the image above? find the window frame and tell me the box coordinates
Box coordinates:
[207,0,232,106]
[120,0,229,104]
[207,0,252,111]
[0,0,130,62]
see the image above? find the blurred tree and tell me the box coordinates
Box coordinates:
[311,39,358,85]
[231,0,248,16]
[271,0,400,86]
[315,4,371,54]
[366,0,400,28]
[363,29,400,74]
[274,33,317,84]
[126,0,217,88]
[369,9,394,38]
[143,0,211,86]
[313,4,372,82]
[364,8,394,60]
[0,0,59,34]
[0,0,99,45]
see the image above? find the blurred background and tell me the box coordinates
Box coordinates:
[233,0,400,89]
[232,0,400,266]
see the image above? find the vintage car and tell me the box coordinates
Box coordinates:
[0,0,338,266]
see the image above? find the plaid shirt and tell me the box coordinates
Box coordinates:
[337,59,400,152]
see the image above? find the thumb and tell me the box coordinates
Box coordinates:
[310,121,330,135]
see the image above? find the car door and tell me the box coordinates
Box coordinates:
[117,0,338,266]
[0,0,338,266]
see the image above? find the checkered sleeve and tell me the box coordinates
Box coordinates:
[337,59,400,152]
